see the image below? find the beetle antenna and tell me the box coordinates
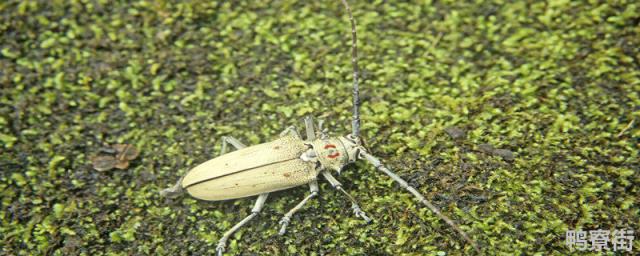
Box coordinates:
[340,0,360,140]
[360,151,482,254]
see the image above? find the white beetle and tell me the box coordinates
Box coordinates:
[160,1,480,255]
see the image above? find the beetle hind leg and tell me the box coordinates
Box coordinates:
[159,177,184,198]
[278,180,319,235]
[216,193,269,256]
[219,136,247,155]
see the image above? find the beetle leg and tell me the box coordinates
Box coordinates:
[317,119,329,139]
[219,136,247,155]
[359,151,482,254]
[278,180,319,235]
[279,125,301,139]
[321,171,371,223]
[304,116,316,141]
[159,176,184,198]
[216,193,269,256]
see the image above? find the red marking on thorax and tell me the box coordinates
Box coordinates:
[324,144,340,158]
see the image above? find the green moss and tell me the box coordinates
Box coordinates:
[1,0,639,255]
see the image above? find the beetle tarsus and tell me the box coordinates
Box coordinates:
[215,243,225,256]
[278,216,291,235]
[352,204,372,223]
[159,178,184,198]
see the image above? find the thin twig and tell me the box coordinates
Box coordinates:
[617,118,635,137]
[432,32,444,48]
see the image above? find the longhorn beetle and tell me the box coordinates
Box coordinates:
[160,0,481,255]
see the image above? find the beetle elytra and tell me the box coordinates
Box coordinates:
[160,1,481,255]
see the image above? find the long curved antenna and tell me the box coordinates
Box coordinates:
[360,151,482,254]
[340,0,360,139]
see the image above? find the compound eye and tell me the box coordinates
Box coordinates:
[324,144,341,159]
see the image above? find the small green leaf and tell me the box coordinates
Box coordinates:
[262,88,279,98]
[0,133,17,148]
[40,38,56,49]
[53,204,65,218]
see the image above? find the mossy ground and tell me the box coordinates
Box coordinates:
[1,0,639,255]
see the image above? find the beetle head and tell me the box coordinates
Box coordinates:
[312,136,360,173]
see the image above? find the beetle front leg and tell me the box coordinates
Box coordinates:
[216,193,269,256]
[321,171,371,223]
[278,180,319,235]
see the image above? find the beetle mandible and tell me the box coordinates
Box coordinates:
[160,1,481,255]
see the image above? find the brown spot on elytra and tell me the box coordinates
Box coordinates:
[283,172,291,177]
[235,183,239,186]
[274,146,280,150]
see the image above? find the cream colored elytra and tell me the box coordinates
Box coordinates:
[182,135,359,201]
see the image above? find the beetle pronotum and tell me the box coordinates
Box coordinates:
[160,1,480,254]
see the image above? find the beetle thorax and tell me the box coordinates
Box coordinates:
[299,136,359,172]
